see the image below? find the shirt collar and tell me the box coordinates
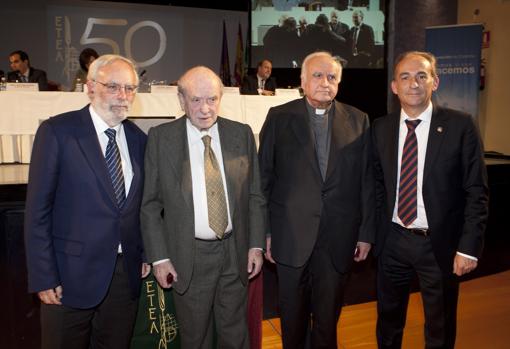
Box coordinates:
[186,118,219,146]
[400,101,433,124]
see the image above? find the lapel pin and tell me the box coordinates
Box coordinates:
[437,126,443,133]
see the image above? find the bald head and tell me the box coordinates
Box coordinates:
[178,66,223,98]
[177,66,224,130]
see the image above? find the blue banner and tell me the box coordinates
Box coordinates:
[425,24,483,118]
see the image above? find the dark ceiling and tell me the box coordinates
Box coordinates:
[91,0,250,12]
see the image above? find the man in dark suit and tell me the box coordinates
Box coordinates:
[141,66,266,348]
[348,10,375,68]
[258,51,375,348]
[372,51,489,349]
[24,54,150,349]
[241,59,277,95]
[7,50,49,90]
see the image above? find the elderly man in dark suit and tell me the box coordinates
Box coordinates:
[24,54,150,349]
[7,50,49,90]
[141,66,266,349]
[258,51,375,349]
[372,51,489,349]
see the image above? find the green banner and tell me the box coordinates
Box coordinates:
[131,273,181,349]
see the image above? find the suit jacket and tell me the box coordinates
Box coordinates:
[371,105,489,271]
[349,23,375,56]
[258,98,375,272]
[301,24,349,61]
[240,74,277,95]
[24,105,147,308]
[140,116,266,294]
[330,21,349,38]
[7,67,49,91]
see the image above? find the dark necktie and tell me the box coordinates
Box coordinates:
[202,135,228,239]
[352,27,358,51]
[104,128,126,208]
[398,119,421,226]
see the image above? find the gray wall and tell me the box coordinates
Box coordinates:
[0,0,247,90]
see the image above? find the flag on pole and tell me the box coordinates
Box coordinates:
[234,22,245,87]
[219,20,231,87]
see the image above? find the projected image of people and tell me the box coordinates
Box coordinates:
[252,0,384,69]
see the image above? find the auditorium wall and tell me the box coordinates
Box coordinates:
[0,0,247,91]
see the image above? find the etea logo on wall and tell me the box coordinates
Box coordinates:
[52,14,167,89]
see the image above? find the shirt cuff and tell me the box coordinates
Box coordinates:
[152,258,169,265]
[456,252,478,261]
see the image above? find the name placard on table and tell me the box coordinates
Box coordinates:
[275,88,301,98]
[5,83,39,92]
[150,85,178,93]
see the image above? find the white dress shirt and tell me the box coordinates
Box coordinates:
[257,75,265,94]
[392,102,476,261]
[90,105,134,253]
[392,102,431,229]
[186,118,233,240]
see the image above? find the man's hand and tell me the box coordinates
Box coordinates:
[248,248,264,279]
[264,236,276,264]
[153,260,178,288]
[261,89,275,96]
[141,263,151,278]
[354,242,371,262]
[38,286,63,305]
[453,254,478,276]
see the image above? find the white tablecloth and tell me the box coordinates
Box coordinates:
[0,91,299,163]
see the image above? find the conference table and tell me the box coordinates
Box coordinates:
[0,91,300,163]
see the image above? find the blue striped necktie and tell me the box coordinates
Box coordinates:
[398,119,421,226]
[104,128,126,208]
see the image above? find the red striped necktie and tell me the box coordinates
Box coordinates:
[398,119,421,226]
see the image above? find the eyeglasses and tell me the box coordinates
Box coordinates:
[93,80,138,95]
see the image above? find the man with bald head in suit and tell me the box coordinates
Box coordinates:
[141,66,266,349]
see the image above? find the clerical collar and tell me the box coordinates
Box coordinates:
[305,99,333,117]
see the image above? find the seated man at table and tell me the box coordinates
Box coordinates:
[241,59,277,96]
[7,50,48,91]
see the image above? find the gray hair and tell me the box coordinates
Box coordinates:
[87,54,139,85]
[300,51,342,82]
[353,10,364,19]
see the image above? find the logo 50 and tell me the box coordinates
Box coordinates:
[80,18,167,67]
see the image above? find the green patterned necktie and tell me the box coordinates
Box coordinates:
[202,135,228,239]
